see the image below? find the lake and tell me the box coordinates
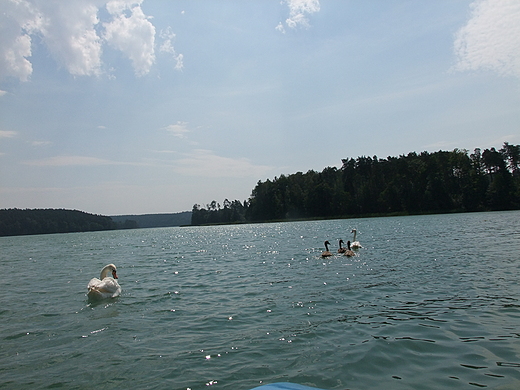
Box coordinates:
[1,211,520,390]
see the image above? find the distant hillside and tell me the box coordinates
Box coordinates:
[110,211,192,228]
[0,208,117,237]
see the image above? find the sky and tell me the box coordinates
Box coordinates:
[1,0,519,216]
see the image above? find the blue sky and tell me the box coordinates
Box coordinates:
[1,0,519,216]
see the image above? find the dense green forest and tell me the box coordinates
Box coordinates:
[191,143,520,225]
[0,209,119,236]
[191,200,248,225]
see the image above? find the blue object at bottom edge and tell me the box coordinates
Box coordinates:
[249,382,327,390]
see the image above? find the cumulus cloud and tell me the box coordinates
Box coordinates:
[0,0,40,81]
[276,0,320,33]
[173,149,273,178]
[36,1,103,76]
[0,0,182,81]
[104,0,156,76]
[454,0,520,78]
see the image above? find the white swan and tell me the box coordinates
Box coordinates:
[351,229,362,249]
[321,241,333,257]
[87,264,121,300]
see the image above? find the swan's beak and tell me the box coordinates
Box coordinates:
[112,270,118,279]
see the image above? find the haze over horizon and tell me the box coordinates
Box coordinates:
[1,0,519,216]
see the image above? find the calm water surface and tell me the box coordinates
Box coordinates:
[1,211,520,390]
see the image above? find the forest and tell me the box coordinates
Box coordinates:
[0,209,118,236]
[191,142,520,225]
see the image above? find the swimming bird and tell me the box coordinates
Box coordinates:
[321,241,333,257]
[87,264,121,300]
[338,239,347,253]
[351,229,362,249]
[343,240,355,257]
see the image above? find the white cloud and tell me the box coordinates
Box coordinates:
[104,0,156,76]
[275,22,285,33]
[31,140,52,146]
[36,1,103,76]
[159,27,175,54]
[159,26,183,70]
[151,149,176,154]
[0,0,182,81]
[0,130,17,138]
[0,90,8,96]
[163,121,190,138]
[173,149,273,178]
[454,0,520,78]
[0,0,40,81]
[22,155,116,166]
[277,0,320,32]
[22,154,151,166]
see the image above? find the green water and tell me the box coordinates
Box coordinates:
[1,211,520,389]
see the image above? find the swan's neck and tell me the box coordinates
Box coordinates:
[100,267,112,280]
[353,231,357,240]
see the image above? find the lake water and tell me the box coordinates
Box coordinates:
[1,211,520,390]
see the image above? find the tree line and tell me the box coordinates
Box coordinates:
[0,209,195,237]
[191,199,247,226]
[191,142,520,225]
[0,208,120,236]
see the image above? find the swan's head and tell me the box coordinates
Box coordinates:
[351,229,357,233]
[101,263,118,279]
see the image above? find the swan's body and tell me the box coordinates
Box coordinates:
[343,240,355,257]
[321,241,333,257]
[87,264,121,300]
[338,239,347,253]
[351,229,362,249]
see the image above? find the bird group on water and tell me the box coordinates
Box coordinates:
[322,229,361,258]
[86,229,362,300]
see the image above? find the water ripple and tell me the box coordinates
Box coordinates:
[1,211,520,389]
